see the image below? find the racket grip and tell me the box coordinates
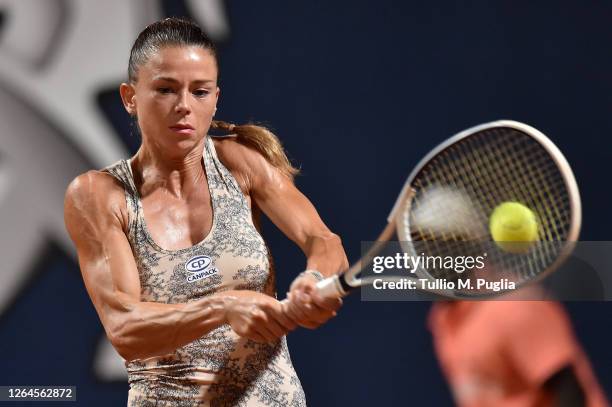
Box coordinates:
[316,275,347,299]
[280,274,347,306]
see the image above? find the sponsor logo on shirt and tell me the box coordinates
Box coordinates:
[185,255,219,283]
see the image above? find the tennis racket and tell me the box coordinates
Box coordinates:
[306,120,581,299]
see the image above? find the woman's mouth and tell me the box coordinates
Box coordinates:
[169,124,195,134]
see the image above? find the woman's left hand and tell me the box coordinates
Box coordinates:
[283,273,343,329]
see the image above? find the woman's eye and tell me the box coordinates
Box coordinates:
[193,89,210,98]
[157,87,173,94]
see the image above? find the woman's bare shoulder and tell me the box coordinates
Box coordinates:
[212,136,265,168]
[211,136,263,193]
[66,169,126,200]
[64,169,129,231]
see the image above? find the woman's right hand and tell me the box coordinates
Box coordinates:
[283,274,342,329]
[223,290,298,343]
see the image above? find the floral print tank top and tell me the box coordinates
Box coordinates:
[102,136,306,406]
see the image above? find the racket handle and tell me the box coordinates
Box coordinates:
[280,274,348,306]
[316,274,347,299]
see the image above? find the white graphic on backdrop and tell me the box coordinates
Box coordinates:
[0,0,229,381]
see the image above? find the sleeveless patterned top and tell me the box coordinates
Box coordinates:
[102,136,306,407]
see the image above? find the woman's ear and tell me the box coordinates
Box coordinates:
[119,83,137,116]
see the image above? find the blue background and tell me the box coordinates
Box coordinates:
[2,1,612,405]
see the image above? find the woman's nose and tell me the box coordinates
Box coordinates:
[174,91,191,115]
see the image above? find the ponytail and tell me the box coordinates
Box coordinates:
[211,120,300,179]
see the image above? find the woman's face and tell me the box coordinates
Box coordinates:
[121,45,219,155]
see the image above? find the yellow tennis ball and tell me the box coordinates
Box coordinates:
[489,202,539,253]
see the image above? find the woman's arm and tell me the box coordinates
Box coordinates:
[214,139,348,328]
[254,169,349,277]
[214,138,349,276]
[243,147,349,328]
[64,171,294,361]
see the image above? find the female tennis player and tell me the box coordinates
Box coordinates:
[63,17,347,406]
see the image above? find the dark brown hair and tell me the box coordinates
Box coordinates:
[128,17,299,178]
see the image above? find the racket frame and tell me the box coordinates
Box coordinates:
[317,120,581,299]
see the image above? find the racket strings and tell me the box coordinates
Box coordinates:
[478,132,565,277]
[406,128,573,286]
